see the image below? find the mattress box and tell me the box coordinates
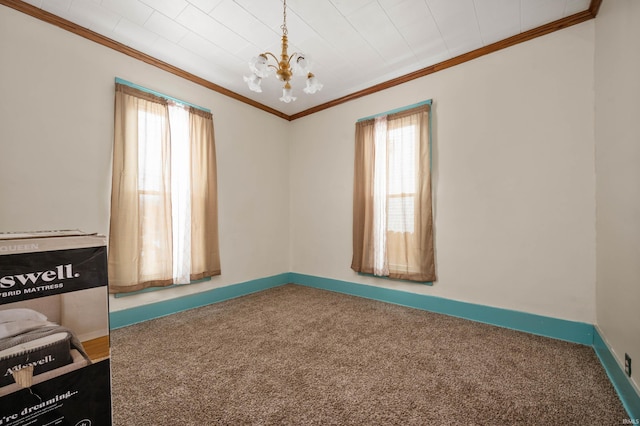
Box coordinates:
[0,230,108,305]
[0,332,73,387]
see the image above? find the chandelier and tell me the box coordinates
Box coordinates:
[243,0,323,103]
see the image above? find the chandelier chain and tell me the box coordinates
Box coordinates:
[281,0,288,36]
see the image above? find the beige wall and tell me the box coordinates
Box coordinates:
[0,5,290,312]
[3,3,629,340]
[595,0,640,392]
[2,0,636,402]
[290,21,597,323]
[61,288,109,342]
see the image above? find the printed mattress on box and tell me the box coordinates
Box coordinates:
[0,308,90,392]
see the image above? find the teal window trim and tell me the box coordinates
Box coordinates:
[357,99,432,122]
[357,272,433,286]
[114,77,210,113]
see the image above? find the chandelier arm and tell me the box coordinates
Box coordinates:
[262,52,280,64]
[286,52,300,66]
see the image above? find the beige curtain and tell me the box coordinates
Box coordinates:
[109,84,173,293]
[352,119,376,275]
[189,107,221,280]
[351,104,435,282]
[109,84,221,294]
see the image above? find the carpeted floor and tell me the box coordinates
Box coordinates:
[110,284,628,425]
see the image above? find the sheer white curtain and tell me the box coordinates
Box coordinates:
[168,104,191,284]
[373,116,389,276]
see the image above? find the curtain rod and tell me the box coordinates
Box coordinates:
[115,77,211,113]
[357,99,432,122]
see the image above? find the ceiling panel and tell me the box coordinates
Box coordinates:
[69,0,120,33]
[347,1,413,64]
[4,0,596,117]
[113,17,158,50]
[211,0,276,48]
[382,0,446,59]
[138,0,189,20]
[176,5,251,57]
[521,0,569,30]
[329,0,374,17]
[41,0,72,16]
[426,0,483,57]
[474,0,521,45]
[186,0,222,14]
[144,11,188,44]
[102,0,153,27]
[565,0,591,15]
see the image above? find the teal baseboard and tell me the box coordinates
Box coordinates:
[289,273,593,345]
[594,329,640,420]
[109,273,290,329]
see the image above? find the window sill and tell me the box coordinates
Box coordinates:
[357,272,433,285]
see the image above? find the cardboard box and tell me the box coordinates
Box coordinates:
[0,230,111,425]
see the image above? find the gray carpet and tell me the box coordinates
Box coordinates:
[110,284,628,425]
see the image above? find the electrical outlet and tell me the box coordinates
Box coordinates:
[625,353,632,377]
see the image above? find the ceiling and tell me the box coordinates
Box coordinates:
[7,0,597,119]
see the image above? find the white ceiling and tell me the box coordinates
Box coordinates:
[18,0,591,116]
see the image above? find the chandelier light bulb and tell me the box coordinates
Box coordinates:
[243,74,263,92]
[303,73,323,94]
[280,83,297,103]
[294,55,310,75]
[249,54,270,78]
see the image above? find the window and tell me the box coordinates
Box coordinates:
[108,82,221,294]
[351,102,435,282]
[387,124,417,234]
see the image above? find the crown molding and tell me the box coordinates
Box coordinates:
[290,1,602,120]
[0,0,289,120]
[1,0,602,122]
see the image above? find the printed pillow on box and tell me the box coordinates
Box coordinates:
[0,319,52,339]
[0,309,48,323]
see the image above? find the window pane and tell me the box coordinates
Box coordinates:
[387,124,416,233]
[387,125,416,195]
[138,110,165,192]
[388,195,414,233]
